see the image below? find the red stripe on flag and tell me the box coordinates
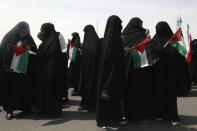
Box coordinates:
[12,45,27,56]
[132,35,150,53]
[186,34,192,62]
[70,42,75,48]
[169,27,182,41]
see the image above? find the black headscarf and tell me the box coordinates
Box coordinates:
[71,32,81,49]
[0,21,30,68]
[37,23,61,57]
[82,25,99,54]
[122,17,146,48]
[147,21,173,63]
[98,15,124,100]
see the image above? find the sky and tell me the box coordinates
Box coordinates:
[0,0,196,45]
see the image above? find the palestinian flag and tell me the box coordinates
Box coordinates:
[166,27,187,57]
[69,41,77,62]
[10,45,30,74]
[130,35,150,69]
[186,24,192,62]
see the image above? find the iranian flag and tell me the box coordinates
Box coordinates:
[69,41,77,62]
[10,45,30,74]
[166,27,187,57]
[186,24,192,62]
[130,35,150,69]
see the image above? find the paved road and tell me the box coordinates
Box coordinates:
[0,89,197,131]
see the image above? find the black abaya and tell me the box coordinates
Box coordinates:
[0,22,37,113]
[189,39,197,85]
[122,17,148,121]
[96,15,125,127]
[79,25,101,111]
[36,23,65,118]
[148,21,179,121]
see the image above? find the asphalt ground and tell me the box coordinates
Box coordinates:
[0,89,197,131]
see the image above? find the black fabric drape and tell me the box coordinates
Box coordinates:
[35,23,65,118]
[0,21,37,111]
[122,17,146,48]
[189,39,197,84]
[148,21,181,121]
[122,17,149,121]
[0,21,30,68]
[79,25,101,111]
[96,15,125,126]
[122,17,147,79]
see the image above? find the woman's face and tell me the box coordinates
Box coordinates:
[17,41,23,47]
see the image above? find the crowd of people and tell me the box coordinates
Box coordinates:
[0,15,196,130]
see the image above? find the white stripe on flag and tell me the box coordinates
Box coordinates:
[139,50,148,68]
[10,54,21,73]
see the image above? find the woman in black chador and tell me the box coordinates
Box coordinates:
[189,39,197,85]
[67,32,82,96]
[0,21,37,119]
[78,25,101,111]
[148,21,184,125]
[96,15,125,130]
[36,23,65,118]
[122,17,149,126]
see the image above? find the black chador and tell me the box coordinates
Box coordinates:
[36,23,65,118]
[148,21,180,123]
[0,22,37,119]
[67,32,82,96]
[188,39,197,85]
[78,25,100,111]
[122,17,149,122]
[96,15,125,128]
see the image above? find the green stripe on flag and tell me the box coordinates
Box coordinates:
[72,47,77,62]
[17,51,30,74]
[169,41,187,57]
[130,49,141,69]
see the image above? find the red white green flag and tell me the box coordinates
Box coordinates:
[165,27,187,57]
[186,24,192,62]
[69,41,77,62]
[10,45,30,74]
[130,35,150,69]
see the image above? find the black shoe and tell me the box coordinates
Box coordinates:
[6,112,13,120]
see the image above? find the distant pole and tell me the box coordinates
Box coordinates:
[177,16,182,29]
[97,21,98,33]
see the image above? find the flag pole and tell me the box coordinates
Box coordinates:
[97,21,99,35]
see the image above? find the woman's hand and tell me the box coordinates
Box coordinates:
[124,47,131,53]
